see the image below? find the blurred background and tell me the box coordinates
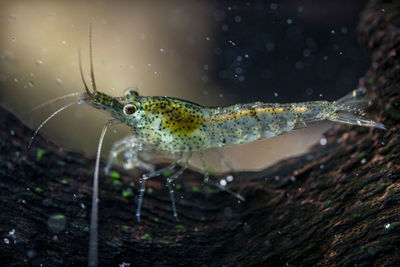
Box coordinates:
[0,0,368,171]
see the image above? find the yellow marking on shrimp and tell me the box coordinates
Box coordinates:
[153,100,202,135]
[293,106,308,112]
[208,107,287,122]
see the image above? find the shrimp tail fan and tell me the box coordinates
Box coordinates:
[329,88,386,130]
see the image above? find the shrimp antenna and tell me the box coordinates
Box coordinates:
[89,22,97,92]
[78,49,93,98]
[28,101,77,148]
[29,92,84,113]
[88,119,119,267]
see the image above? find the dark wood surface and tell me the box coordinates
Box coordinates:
[1,0,399,266]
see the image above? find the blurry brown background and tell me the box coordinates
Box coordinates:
[0,0,367,171]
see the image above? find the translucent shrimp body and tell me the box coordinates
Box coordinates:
[89,89,384,154]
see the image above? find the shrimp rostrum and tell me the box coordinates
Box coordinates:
[29,26,385,267]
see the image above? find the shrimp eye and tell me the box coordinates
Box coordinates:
[124,87,139,98]
[123,104,137,115]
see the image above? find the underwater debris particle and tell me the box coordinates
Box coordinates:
[8,229,15,236]
[55,78,64,86]
[113,180,123,187]
[122,188,134,198]
[192,186,201,193]
[320,138,327,146]
[3,238,9,244]
[385,223,391,229]
[35,187,43,193]
[47,214,67,233]
[110,171,120,180]
[141,233,152,241]
[36,149,44,160]
[162,171,173,178]
[119,262,131,267]
[360,158,367,164]
[243,223,251,233]
[26,249,36,259]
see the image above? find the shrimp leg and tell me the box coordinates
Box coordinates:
[136,162,177,222]
[166,164,187,221]
[199,151,245,201]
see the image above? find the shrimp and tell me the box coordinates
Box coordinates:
[29,25,385,267]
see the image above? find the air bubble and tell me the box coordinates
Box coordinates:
[270,3,278,10]
[27,249,36,259]
[320,138,327,146]
[219,179,227,186]
[56,78,63,86]
[35,60,43,66]
[266,42,275,52]
[234,16,242,23]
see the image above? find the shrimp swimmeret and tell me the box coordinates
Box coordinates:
[29,26,385,267]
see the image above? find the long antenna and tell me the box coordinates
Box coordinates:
[78,49,93,98]
[89,23,97,92]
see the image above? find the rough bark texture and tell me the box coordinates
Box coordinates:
[1,0,400,266]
